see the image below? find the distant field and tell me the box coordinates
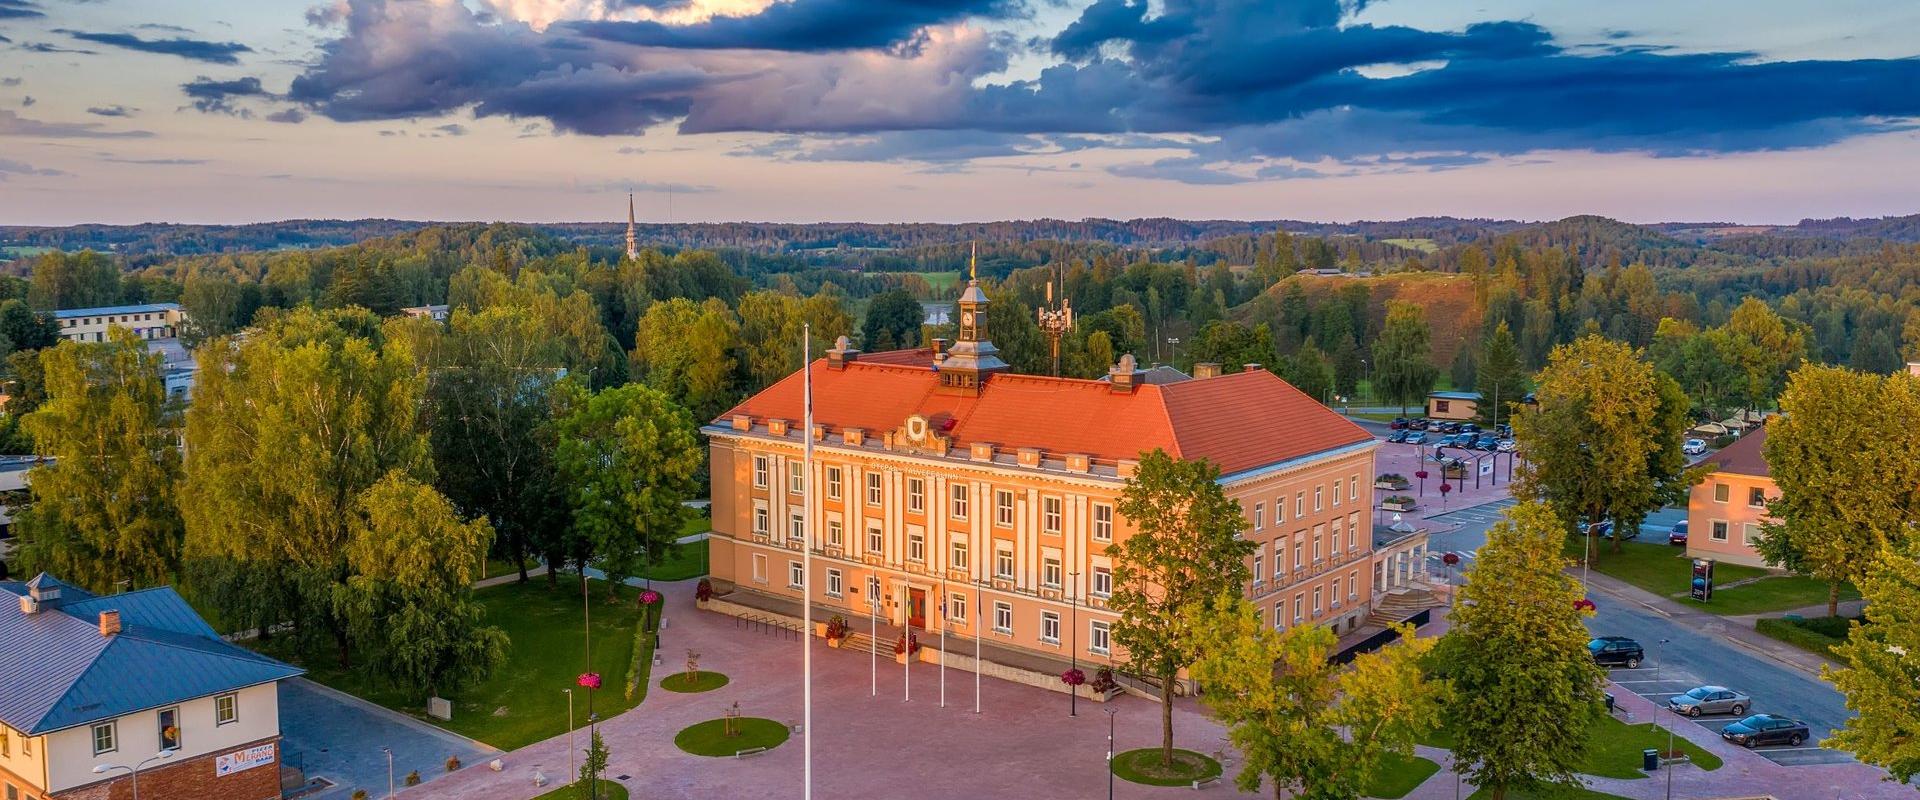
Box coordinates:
[1381,238,1439,253]
[873,271,961,292]
[0,246,54,261]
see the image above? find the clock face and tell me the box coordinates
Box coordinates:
[962,312,975,326]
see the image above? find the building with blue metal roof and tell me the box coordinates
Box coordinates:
[51,303,184,344]
[0,573,299,800]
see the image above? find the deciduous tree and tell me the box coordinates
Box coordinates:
[860,289,923,350]
[1434,500,1606,800]
[1825,536,1920,781]
[1372,301,1438,415]
[1110,450,1254,766]
[1190,598,1444,800]
[553,384,703,596]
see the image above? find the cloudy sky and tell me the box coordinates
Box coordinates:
[1,0,1917,226]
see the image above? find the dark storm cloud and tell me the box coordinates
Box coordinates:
[0,0,43,20]
[254,0,1920,183]
[60,30,253,64]
[181,75,271,116]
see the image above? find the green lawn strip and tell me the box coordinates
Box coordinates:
[1465,784,1629,800]
[1680,575,1860,616]
[623,602,662,702]
[1110,748,1222,787]
[255,579,646,750]
[660,671,730,693]
[1754,615,1860,659]
[532,779,629,800]
[674,718,790,757]
[1421,714,1718,782]
[1365,753,1440,799]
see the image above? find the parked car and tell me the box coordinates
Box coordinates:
[1683,438,1708,455]
[1496,438,1516,452]
[1474,434,1499,451]
[1460,423,1480,434]
[1588,636,1644,668]
[1668,520,1689,545]
[1721,714,1810,748]
[1668,686,1749,717]
[1387,430,1410,443]
[1578,519,1638,541]
[1495,423,1513,437]
[1409,419,1432,430]
[1391,417,1411,430]
[1439,421,1461,433]
[1406,432,1428,444]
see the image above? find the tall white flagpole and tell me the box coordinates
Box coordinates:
[974,585,982,714]
[940,573,947,708]
[802,324,814,800]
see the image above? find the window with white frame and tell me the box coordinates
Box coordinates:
[1348,513,1360,550]
[1348,570,1360,600]
[789,561,805,588]
[948,592,967,622]
[866,576,882,605]
[753,455,769,489]
[993,601,1013,633]
[1711,521,1729,541]
[1274,496,1285,523]
[1041,611,1061,643]
[1042,497,1063,534]
[1089,620,1111,655]
[995,490,1015,527]
[1042,557,1063,588]
[995,546,1014,580]
[908,531,926,562]
[1742,522,1761,545]
[1252,552,1264,585]
[1254,502,1265,531]
[789,461,804,494]
[1315,486,1324,512]
[867,521,883,555]
[826,568,843,597]
[91,722,115,755]
[1092,503,1113,541]
[1293,593,1305,622]
[1350,474,1359,501]
[1313,528,1323,561]
[827,520,843,548]
[1293,535,1303,569]
[866,472,883,505]
[951,538,970,571]
[1092,566,1112,597]
[1273,602,1285,629]
[1331,576,1342,605]
[752,554,767,583]
[1713,483,1729,503]
[907,478,926,513]
[951,483,969,519]
[1295,492,1305,517]
[826,466,843,500]
[790,511,805,542]
[753,506,769,535]
[1273,542,1285,579]
[1748,487,1767,508]
[1332,480,1341,507]
[1331,518,1343,553]
[1313,586,1322,614]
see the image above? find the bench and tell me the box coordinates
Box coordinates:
[1191,777,1221,790]
[735,747,769,759]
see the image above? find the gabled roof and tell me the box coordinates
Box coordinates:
[0,575,302,735]
[1704,425,1769,478]
[716,357,1372,477]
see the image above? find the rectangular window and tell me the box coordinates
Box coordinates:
[908,531,926,562]
[1748,487,1767,508]
[1315,486,1324,512]
[92,722,116,755]
[1295,492,1305,517]
[789,461,804,494]
[826,569,843,598]
[1713,483,1729,503]
[995,490,1015,527]
[1091,503,1113,541]
[1711,521,1729,541]
[1331,518,1343,554]
[1742,523,1761,546]
[1348,513,1360,551]
[753,455,769,489]
[1273,542,1285,579]
[1042,557,1063,589]
[157,706,180,751]
[865,473,883,506]
[1041,611,1061,644]
[826,467,843,500]
[866,576,881,605]
[1273,602,1285,629]
[907,478,925,513]
[1313,587,1323,614]
[1093,566,1112,597]
[790,512,805,542]
[994,602,1013,634]
[827,520,844,548]
[1349,570,1360,600]
[1089,620,1111,655]
[867,522,883,555]
[951,484,969,519]
[1253,502,1265,531]
[1332,480,1341,507]
[995,547,1014,580]
[951,538,970,571]
[1293,536,1303,569]
[1252,553,1264,585]
[753,507,769,535]
[1294,593,1305,622]
[948,592,967,622]
[1042,497,1063,534]
[789,561,804,588]
[752,553,767,583]
[1350,475,1359,501]
[1313,529,1323,562]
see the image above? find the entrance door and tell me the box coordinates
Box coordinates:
[907,588,927,629]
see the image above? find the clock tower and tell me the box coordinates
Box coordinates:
[936,242,1009,395]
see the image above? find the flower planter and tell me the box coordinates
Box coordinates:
[1382,499,1418,513]
[894,651,910,665]
[814,622,828,639]
[826,637,843,649]
[1374,481,1410,491]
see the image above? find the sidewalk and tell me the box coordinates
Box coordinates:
[1582,571,1841,677]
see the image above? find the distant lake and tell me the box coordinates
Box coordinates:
[922,301,952,325]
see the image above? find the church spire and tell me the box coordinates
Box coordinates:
[624,193,639,260]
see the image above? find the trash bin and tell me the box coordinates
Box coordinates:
[1643,748,1660,772]
[1605,693,1616,713]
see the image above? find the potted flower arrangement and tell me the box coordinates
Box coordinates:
[1381,495,1418,512]
[1061,668,1086,697]
[1374,473,1410,491]
[695,578,713,608]
[893,633,920,664]
[1089,667,1119,699]
[824,615,849,647]
[639,589,661,607]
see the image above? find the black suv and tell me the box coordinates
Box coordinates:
[1588,636,1644,669]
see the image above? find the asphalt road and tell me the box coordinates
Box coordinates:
[1421,498,1857,767]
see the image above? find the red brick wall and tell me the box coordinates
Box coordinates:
[54,738,281,800]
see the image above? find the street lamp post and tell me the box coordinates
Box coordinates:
[91,749,175,800]
[564,688,575,786]
[1105,707,1118,800]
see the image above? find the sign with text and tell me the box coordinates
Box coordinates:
[1690,558,1714,602]
[215,744,276,777]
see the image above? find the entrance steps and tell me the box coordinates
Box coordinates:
[1367,588,1439,628]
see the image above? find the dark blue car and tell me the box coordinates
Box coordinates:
[1720,714,1809,748]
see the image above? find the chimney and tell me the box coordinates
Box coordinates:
[17,595,38,615]
[931,338,950,361]
[99,610,121,637]
[826,336,861,371]
[1107,354,1145,394]
[1242,363,1263,373]
[731,415,752,432]
[1193,362,1222,379]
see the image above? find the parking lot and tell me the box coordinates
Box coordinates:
[1607,665,1857,767]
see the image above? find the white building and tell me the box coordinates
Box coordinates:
[52,303,186,343]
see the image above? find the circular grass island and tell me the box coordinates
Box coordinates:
[674,717,790,757]
[532,779,628,800]
[660,670,729,693]
[1111,748,1223,787]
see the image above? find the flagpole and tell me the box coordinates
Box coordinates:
[802,324,814,800]
[940,573,947,709]
[974,584,982,714]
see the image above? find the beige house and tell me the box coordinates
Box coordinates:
[53,303,185,343]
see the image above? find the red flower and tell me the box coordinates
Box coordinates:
[1442,552,1460,566]
[639,590,661,605]
[1440,483,1453,494]
[1414,470,1429,480]
[577,672,602,690]
[1573,599,1597,614]
[1061,668,1086,686]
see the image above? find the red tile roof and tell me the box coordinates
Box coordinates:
[716,358,1372,476]
[1704,425,1769,478]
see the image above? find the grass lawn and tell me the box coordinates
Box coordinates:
[1564,538,1858,615]
[256,579,647,750]
[1365,753,1440,799]
[1383,238,1440,254]
[674,717,790,757]
[533,780,629,800]
[1422,713,1719,781]
[1466,785,1628,800]
[660,670,729,693]
[1111,748,1223,787]
[1683,575,1860,616]
[1755,614,1861,659]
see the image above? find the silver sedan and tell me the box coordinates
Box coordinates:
[1668,685,1750,717]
